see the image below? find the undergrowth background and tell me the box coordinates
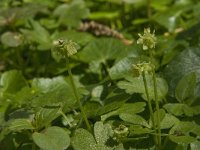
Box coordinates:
[0,0,200,149]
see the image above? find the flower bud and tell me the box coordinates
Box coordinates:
[137,28,156,50]
[52,39,79,58]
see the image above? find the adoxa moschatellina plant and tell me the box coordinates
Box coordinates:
[52,39,91,131]
[135,28,161,149]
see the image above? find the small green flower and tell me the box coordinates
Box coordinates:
[137,28,156,50]
[53,39,80,58]
[113,124,129,142]
[133,62,155,76]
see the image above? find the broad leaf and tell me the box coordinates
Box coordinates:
[77,38,132,64]
[32,126,70,150]
[160,113,179,129]
[0,70,27,94]
[72,128,97,150]
[1,32,23,47]
[164,103,196,117]
[20,20,52,50]
[94,122,112,145]
[117,75,168,101]
[175,72,196,104]
[109,57,138,80]
[53,0,89,28]
[164,47,200,97]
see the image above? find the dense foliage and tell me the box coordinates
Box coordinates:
[0,0,200,149]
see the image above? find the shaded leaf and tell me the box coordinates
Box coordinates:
[20,20,52,50]
[0,70,27,94]
[9,119,34,131]
[34,107,61,129]
[164,47,200,97]
[175,72,196,103]
[1,32,23,47]
[53,1,89,28]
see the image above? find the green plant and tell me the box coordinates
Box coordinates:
[1,0,200,150]
[52,39,91,131]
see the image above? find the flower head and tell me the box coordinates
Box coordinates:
[53,39,79,58]
[113,124,129,142]
[137,28,156,50]
[133,61,155,76]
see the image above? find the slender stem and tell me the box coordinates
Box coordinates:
[147,0,152,18]
[32,143,36,150]
[66,58,91,131]
[142,72,157,144]
[149,51,161,149]
[152,70,161,149]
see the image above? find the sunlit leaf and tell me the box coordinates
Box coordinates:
[117,75,168,101]
[32,126,70,150]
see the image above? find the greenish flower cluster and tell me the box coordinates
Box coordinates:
[53,39,80,58]
[113,124,129,142]
[133,62,155,76]
[137,28,156,50]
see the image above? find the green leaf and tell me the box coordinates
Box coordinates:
[31,76,67,93]
[20,20,52,50]
[153,109,166,127]
[119,113,150,128]
[89,11,119,20]
[164,47,200,97]
[117,75,168,101]
[0,70,27,94]
[53,30,94,46]
[175,72,196,103]
[101,102,146,121]
[94,122,112,145]
[30,76,87,108]
[53,0,89,28]
[8,119,34,131]
[118,102,146,114]
[34,107,61,129]
[169,121,199,136]
[77,38,132,64]
[109,57,138,80]
[169,135,196,144]
[32,126,70,150]
[72,128,97,150]
[153,4,191,32]
[160,113,180,129]
[191,141,200,150]
[164,103,194,117]
[97,93,129,116]
[1,32,23,47]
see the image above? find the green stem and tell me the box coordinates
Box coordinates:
[66,58,91,131]
[142,72,157,144]
[149,51,161,149]
[147,0,152,18]
[32,143,36,150]
[152,70,161,149]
